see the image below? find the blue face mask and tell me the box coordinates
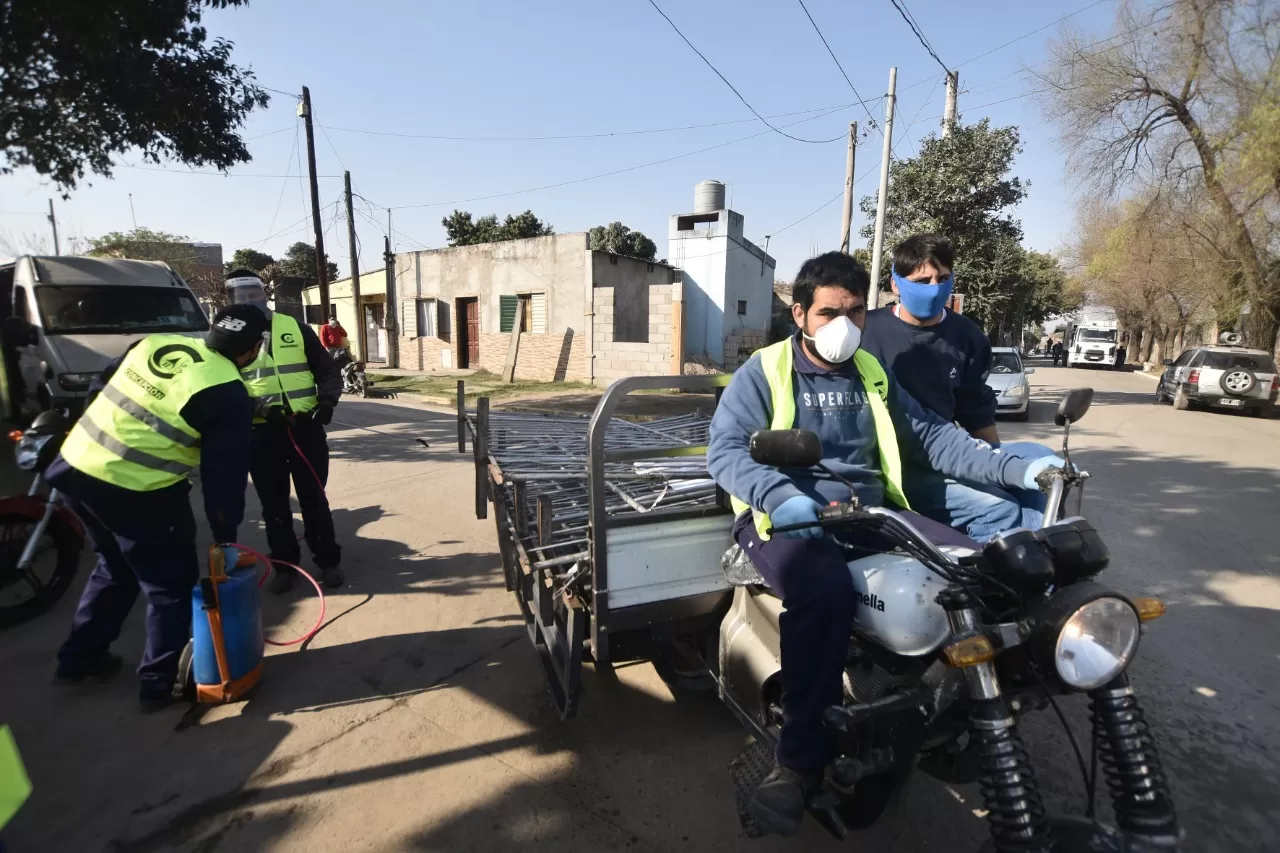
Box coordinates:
[892,271,954,320]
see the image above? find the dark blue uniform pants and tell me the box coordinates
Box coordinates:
[54,474,198,697]
[249,418,340,571]
[734,509,972,774]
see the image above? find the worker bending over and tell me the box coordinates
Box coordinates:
[224,271,344,592]
[51,305,267,711]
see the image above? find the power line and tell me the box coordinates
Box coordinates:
[956,0,1110,69]
[384,104,849,210]
[795,0,885,138]
[886,0,949,72]
[257,84,301,99]
[115,164,343,178]
[646,0,846,144]
[252,130,301,250]
[761,160,882,241]
[314,100,875,143]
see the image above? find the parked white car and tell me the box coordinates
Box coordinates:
[1156,345,1277,417]
[986,346,1034,421]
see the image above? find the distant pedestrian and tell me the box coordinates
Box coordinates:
[1116,344,1127,368]
[1051,341,1064,366]
[319,317,349,354]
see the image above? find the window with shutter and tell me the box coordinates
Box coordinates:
[402,300,417,337]
[529,293,546,334]
[499,294,518,333]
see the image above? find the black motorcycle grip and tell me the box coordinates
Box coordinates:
[765,520,823,536]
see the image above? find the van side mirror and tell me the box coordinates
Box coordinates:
[1055,388,1094,426]
[1025,367,1036,375]
[2,316,35,347]
[1161,359,1173,366]
[750,429,822,468]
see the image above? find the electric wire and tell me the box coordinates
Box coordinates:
[645,0,847,144]
[795,0,888,143]
[886,0,949,72]
[252,129,301,250]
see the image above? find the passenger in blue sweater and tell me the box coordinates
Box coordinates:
[707,252,1063,836]
[860,233,1053,541]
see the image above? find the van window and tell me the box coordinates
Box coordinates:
[35,286,209,334]
[1202,351,1277,372]
[14,287,32,323]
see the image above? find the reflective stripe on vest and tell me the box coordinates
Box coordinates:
[239,314,319,421]
[60,335,242,491]
[728,339,910,541]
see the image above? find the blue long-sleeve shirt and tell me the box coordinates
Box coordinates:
[47,346,253,543]
[707,333,1032,514]
[860,307,997,434]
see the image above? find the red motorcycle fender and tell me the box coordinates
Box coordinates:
[0,495,86,542]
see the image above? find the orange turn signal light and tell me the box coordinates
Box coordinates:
[943,634,995,668]
[1132,597,1166,622]
[7,430,22,443]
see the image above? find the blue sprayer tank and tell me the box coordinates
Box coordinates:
[191,550,265,702]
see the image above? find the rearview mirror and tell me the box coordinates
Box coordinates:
[1162,359,1173,366]
[1,316,35,347]
[1025,367,1036,375]
[750,429,822,468]
[1055,388,1094,426]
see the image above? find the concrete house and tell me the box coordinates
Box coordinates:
[305,182,776,384]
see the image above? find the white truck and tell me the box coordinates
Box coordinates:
[1064,318,1121,369]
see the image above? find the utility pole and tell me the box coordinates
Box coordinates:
[128,194,138,230]
[943,70,959,137]
[839,122,858,253]
[344,170,364,361]
[47,199,60,255]
[299,86,330,320]
[384,233,398,368]
[868,67,898,310]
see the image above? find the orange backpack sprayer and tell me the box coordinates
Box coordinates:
[184,428,329,704]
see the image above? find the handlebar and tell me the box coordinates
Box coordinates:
[767,503,959,567]
[1035,465,1089,527]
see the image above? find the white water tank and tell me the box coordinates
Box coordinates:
[693,180,725,214]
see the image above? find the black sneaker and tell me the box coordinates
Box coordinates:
[321,565,345,588]
[53,652,123,686]
[747,766,820,837]
[269,568,297,594]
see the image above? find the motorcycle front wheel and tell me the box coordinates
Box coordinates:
[0,510,83,629]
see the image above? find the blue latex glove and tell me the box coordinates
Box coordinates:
[218,544,245,571]
[771,495,824,539]
[1021,456,1067,491]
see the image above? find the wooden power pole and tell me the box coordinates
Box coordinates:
[943,70,959,137]
[839,122,857,253]
[300,86,330,320]
[47,199,60,255]
[868,67,898,310]
[344,171,364,360]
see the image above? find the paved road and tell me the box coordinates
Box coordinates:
[1,366,1277,852]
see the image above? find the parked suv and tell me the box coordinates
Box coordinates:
[1156,345,1278,417]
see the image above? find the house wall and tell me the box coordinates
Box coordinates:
[301,269,386,361]
[593,282,679,385]
[393,234,591,379]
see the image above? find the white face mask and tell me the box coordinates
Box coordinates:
[803,315,862,364]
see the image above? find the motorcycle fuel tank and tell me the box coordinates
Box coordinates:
[847,547,971,656]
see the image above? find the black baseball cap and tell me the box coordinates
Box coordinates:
[207,303,270,359]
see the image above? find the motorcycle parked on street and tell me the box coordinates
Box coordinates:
[332,347,370,397]
[0,409,84,629]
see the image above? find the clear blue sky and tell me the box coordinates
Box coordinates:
[0,0,1116,280]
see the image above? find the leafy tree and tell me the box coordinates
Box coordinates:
[441,209,554,246]
[224,248,274,276]
[86,228,223,302]
[859,120,1029,334]
[273,242,338,284]
[1038,0,1280,352]
[2,0,269,191]
[589,222,658,261]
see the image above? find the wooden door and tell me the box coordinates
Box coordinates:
[457,298,479,368]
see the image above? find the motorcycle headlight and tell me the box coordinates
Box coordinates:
[1055,598,1140,689]
[1032,583,1141,691]
[14,434,52,471]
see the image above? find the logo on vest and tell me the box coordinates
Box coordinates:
[280,332,297,346]
[147,343,205,379]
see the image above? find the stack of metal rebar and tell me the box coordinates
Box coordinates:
[480,411,717,575]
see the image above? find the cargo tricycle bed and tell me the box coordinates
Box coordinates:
[460,375,735,717]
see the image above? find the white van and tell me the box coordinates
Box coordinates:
[0,256,209,418]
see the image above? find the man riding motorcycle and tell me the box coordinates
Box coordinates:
[861,233,1055,540]
[706,251,1065,836]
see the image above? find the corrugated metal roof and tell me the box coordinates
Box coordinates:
[30,256,180,287]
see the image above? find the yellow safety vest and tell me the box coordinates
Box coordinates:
[239,313,318,422]
[728,339,910,540]
[61,335,242,491]
[0,725,31,831]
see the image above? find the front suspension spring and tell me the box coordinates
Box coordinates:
[1091,682,1180,842]
[972,703,1053,852]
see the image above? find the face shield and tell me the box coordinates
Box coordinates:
[225,275,270,318]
